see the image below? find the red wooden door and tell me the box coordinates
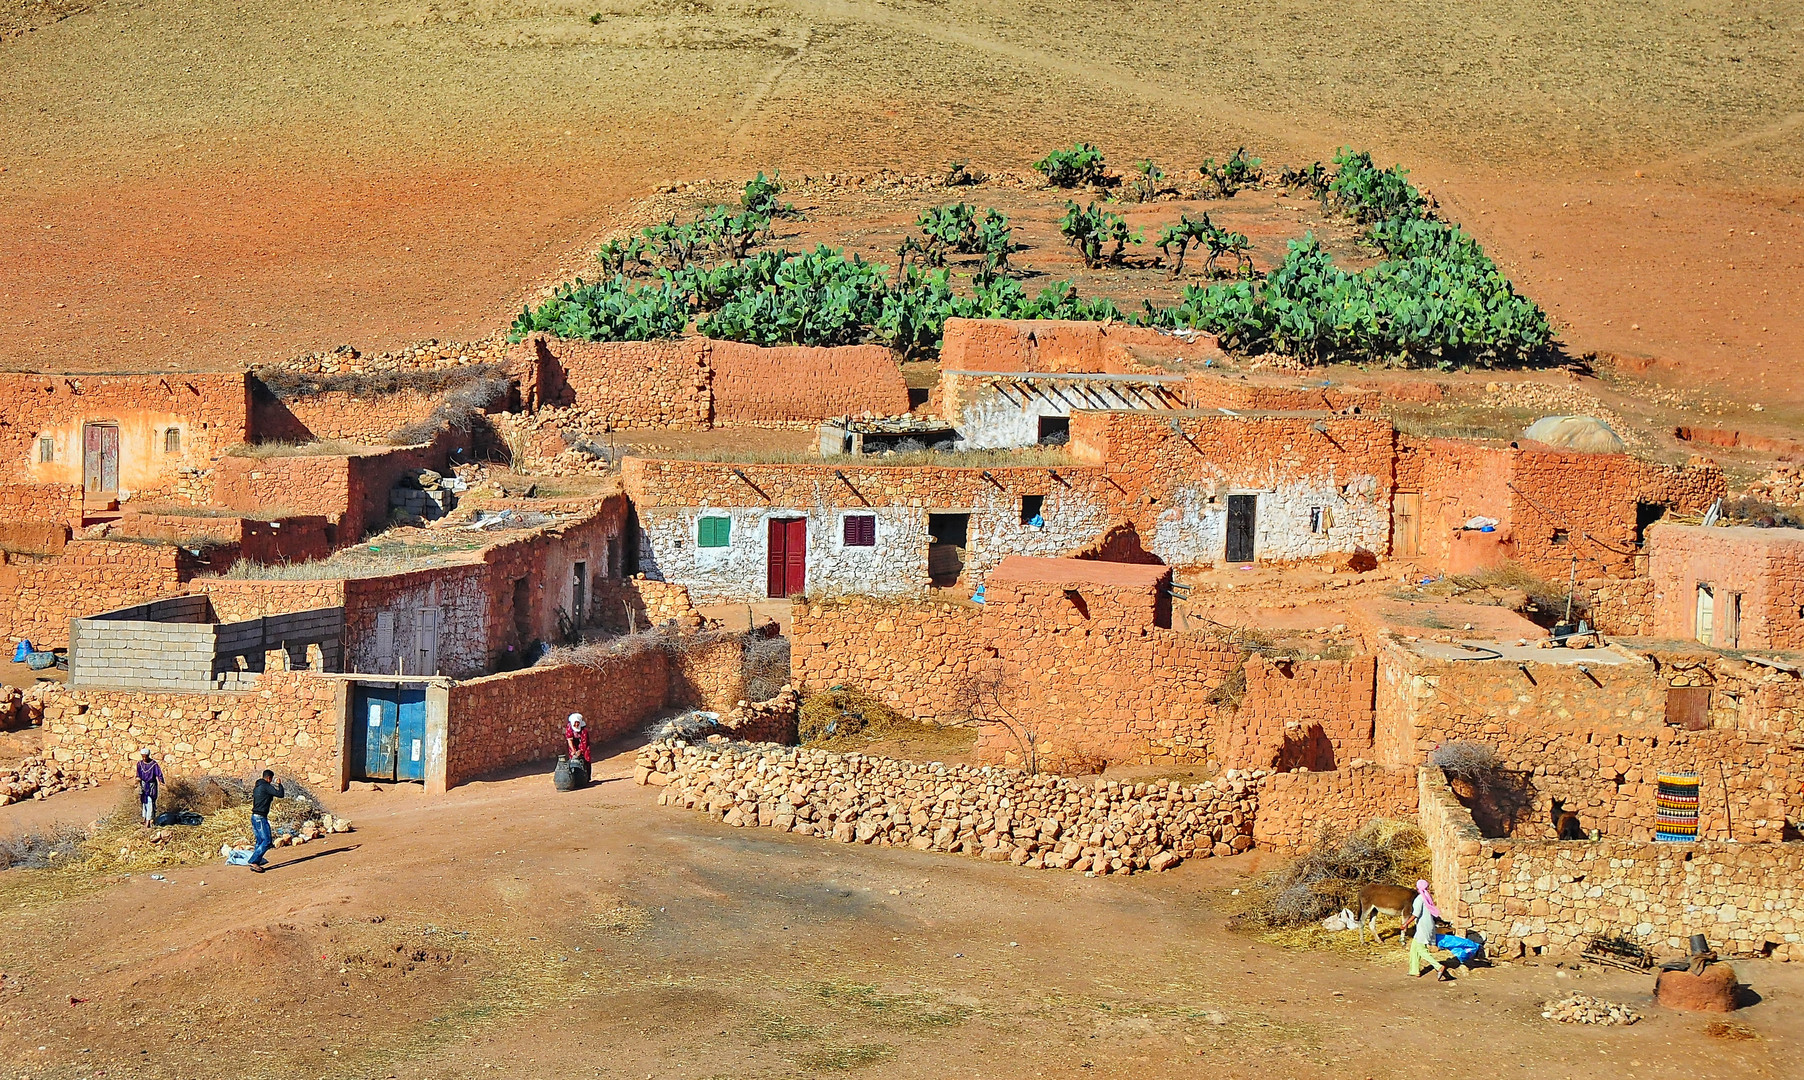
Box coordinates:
[767,518,807,598]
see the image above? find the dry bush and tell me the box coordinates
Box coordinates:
[1230,819,1430,930]
[743,634,791,702]
[798,686,905,744]
[253,362,507,402]
[224,438,371,459]
[1431,740,1501,780]
[1447,561,1569,620]
[85,773,327,873]
[388,375,511,445]
[0,823,87,871]
[1721,496,1804,530]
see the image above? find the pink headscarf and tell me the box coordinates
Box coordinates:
[1416,879,1441,918]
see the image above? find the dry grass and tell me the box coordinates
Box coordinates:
[253,362,506,402]
[81,776,328,874]
[210,535,487,580]
[126,502,305,522]
[224,438,374,459]
[1229,819,1431,933]
[798,686,906,744]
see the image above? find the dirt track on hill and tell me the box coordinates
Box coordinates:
[1,0,1801,427]
[2,749,1798,1080]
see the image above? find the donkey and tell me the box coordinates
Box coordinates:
[1550,797,1586,840]
[1356,883,1418,943]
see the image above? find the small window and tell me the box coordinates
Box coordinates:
[164,428,181,454]
[1020,495,1044,526]
[698,516,731,548]
[1309,506,1325,534]
[1037,416,1070,446]
[37,436,53,463]
[843,514,876,547]
[1551,528,1569,545]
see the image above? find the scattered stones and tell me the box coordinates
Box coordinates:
[636,739,1270,874]
[1541,993,1641,1025]
[0,756,98,805]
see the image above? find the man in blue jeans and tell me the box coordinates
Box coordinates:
[246,769,284,873]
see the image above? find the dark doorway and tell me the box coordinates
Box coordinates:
[511,577,531,642]
[1225,494,1257,562]
[1037,416,1070,446]
[1635,502,1666,549]
[928,512,970,585]
[571,561,587,628]
[622,508,641,575]
[767,517,807,598]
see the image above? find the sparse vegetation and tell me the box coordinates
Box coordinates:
[1229,819,1430,930]
[1198,147,1262,198]
[1057,201,1139,268]
[1034,143,1107,187]
[799,686,906,744]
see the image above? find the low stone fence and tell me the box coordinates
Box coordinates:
[1419,766,1804,960]
[1252,764,1419,851]
[635,739,1269,874]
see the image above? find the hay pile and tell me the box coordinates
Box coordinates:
[83,775,347,873]
[1231,818,1431,932]
[798,686,906,745]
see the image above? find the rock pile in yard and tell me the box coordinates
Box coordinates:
[1541,993,1641,1025]
[635,739,1268,874]
[0,684,59,732]
[0,757,97,805]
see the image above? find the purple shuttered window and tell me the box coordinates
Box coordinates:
[843,514,876,546]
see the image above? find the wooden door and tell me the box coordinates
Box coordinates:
[1225,495,1257,563]
[1393,492,1421,557]
[83,423,119,494]
[767,518,806,598]
[571,561,587,628]
[413,608,438,676]
[1695,585,1715,644]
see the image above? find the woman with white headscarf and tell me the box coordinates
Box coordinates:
[564,713,590,767]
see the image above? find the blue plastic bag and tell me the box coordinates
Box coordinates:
[12,639,32,663]
[1436,933,1484,964]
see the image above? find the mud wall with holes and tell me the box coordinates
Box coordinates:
[1419,766,1804,960]
[0,372,249,498]
[0,483,81,553]
[1648,523,1804,650]
[1375,641,1799,843]
[622,457,1114,600]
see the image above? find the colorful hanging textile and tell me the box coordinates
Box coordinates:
[1656,772,1700,841]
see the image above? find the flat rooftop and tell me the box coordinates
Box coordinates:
[988,556,1169,589]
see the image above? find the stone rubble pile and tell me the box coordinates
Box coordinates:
[0,683,59,732]
[635,739,1269,874]
[1747,463,1804,507]
[389,467,458,522]
[279,337,510,376]
[1541,993,1641,1026]
[0,756,98,805]
[716,686,801,743]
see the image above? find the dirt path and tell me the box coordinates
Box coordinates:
[0,744,1795,1079]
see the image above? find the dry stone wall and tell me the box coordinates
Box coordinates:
[1252,764,1419,851]
[635,739,1270,873]
[0,540,194,649]
[1419,767,1804,960]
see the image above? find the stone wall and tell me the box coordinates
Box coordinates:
[0,540,195,648]
[941,371,1187,450]
[790,596,987,721]
[1419,766,1804,960]
[1252,764,1419,851]
[0,371,249,498]
[708,340,910,426]
[37,671,345,788]
[635,739,1268,873]
[1228,654,1376,770]
[251,387,442,443]
[108,513,336,568]
[1376,642,1800,843]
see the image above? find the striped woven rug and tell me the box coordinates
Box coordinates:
[1656,772,1700,841]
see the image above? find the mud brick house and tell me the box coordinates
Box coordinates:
[0,371,249,501]
[1404,437,1723,579]
[512,334,911,429]
[1648,523,1804,649]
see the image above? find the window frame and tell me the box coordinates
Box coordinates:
[697,515,732,548]
[37,436,53,463]
[842,513,877,548]
[164,427,182,455]
[1019,494,1045,526]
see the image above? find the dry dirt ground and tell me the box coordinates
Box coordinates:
[2,742,1799,1080]
[2,0,1802,430]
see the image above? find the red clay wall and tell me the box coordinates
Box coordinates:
[1648,524,1804,650]
[0,540,194,648]
[939,319,1223,373]
[441,651,669,790]
[1228,654,1376,770]
[252,387,442,443]
[211,428,469,542]
[516,334,712,429]
[0,372,249,497]
[0,483,80,552]
[108,514,335,568]
[708,340,910,425]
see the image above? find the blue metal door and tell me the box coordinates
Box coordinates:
[395,686,428,782]
[353,686,399,782]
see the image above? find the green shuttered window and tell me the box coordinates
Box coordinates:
[698,516,731,548]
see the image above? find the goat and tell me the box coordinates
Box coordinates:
[1357,883,1418,943]
[1550,797,1585,840]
